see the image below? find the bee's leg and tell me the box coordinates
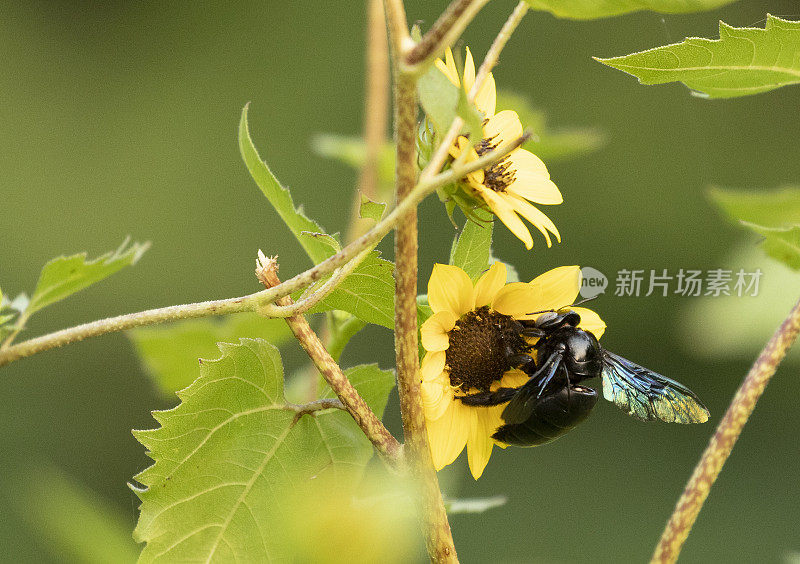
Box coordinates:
[506,352,536,372]
[529,351,564,399]
[457,387,519,406]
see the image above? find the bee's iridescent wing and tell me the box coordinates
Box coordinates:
[600,350,709,424]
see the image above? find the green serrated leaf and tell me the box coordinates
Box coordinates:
[445,495,508,514]
[525,0,736,20]
[449,209,493,281]
[309,251,396,329]
[239,104,334,264]
[359,195,386,223]
[418,62,482,140]
[128,313,292,394]
[133,339,395,562]
[597,15,800,98]
[497,91,605,162]
[26,239,149,316]
[709,185,800,229]
[709,186,800,270]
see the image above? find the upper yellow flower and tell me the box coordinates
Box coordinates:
[436,47,563,250]
[420,262,606,479]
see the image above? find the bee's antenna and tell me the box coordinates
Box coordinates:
[525,295,599,316]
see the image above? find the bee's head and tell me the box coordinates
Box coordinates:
[534,309,581,330]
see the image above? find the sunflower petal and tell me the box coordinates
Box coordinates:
[474,262,507,308]
[506,150,563,205]
[475,73,496,117]
[421,354,452,423]
[491,282,539,317]
[428,264,475,316]
[572,306,606,339]
[463,47,476,93]
[436,55,460,88]
[521,265,582,315]
[467,409,496,479]
[478,188,533,249]
[421,311,458,352]
[426,401,469,470]
[483,110,523,145]
[506,195,561,247]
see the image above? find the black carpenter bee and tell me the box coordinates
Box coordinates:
[458,309,709,447]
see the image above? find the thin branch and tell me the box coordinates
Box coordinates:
[422,1,529,182]
[0,131,523,370]
[651,294,800,564]
[255,252,402,464]
[288,398,345,415]
[406,0,492,69]
[383,0,412,59]
[347,0,391,244]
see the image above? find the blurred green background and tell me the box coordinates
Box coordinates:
[2,1,799,562]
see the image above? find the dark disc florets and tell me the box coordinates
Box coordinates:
[445,306,530,392]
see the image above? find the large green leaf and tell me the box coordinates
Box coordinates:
[133,339,395,562]
[128,313,292,395]
[525,0,736,20]
[27,239,149,315]
[710,186,800,271]
[309,251,396,330]
[496,92,606,162]
[597,15,800,98]
[239,104,337,264]
[449,209,493,282]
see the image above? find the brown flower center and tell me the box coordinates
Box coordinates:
[445,306,530,392]
[476,136,516,193]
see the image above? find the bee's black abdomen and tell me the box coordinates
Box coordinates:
[493,385,598,447]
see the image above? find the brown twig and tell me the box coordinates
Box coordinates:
[421,1,529,182]
[651,294,800,563]
[406,0,492,68]
[347,0,391,244]
[384,1,458,560]
[255,252,402,464]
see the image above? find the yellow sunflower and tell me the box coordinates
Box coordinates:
[420,262,606,479]
[435,47,563,250]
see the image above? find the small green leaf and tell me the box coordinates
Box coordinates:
[309,251,396,329]
[710,186,800,270]
[359,195,386,223]
[15,467,138,564]
[744,223,800,271]
[128,313,292,394]
[418,62,482,140]
[327,314,368,362]
[445,495,508,514]
[27,239,149,316]
[133,339,395,562]
[497,92,605,162]
[239,104,335,264]
[449,209,493,281]
[597,16,800,98]
[524,0,736,20]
